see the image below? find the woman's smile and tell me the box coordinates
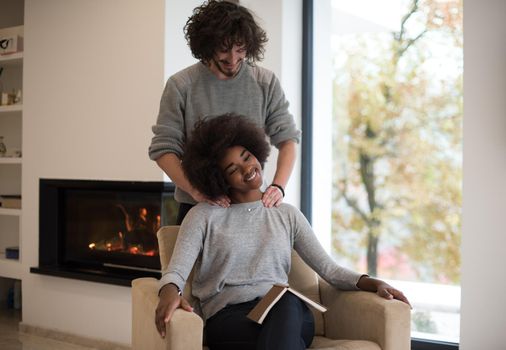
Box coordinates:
[244,169,258,182]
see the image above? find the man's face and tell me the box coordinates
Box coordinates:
[210,44,247,79]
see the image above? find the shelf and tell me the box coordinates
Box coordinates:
[0,158,22,164]
[0,208,21,216]
[0,104,22,113]
[0,52,23,67]
[0,255,22,280]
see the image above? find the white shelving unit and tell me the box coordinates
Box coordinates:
[0,208,21,216]
[0,158,22,164]
[0,104,22,113]
[0,52,23,66]
[0,27,24,280]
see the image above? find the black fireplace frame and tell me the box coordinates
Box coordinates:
[30,178,176,287]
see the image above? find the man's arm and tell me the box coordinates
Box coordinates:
[262,140,296,207]
[156,153,230,206]
[156,153,199,199]
[273,140,296,189]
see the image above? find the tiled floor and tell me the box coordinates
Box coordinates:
[0,309,97,350]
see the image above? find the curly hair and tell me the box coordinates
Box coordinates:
[182,114,271,199]
[184,0,268,63]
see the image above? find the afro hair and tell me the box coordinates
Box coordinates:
[182,114,270,199]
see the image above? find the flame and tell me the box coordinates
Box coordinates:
[89,243,96,249]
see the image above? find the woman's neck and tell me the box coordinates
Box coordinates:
[229,189,263,204]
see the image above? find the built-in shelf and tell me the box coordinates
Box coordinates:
[0,208,21,216]
[0,257,22,280]
[0,14,24,285]
[0,158,22,164]
[0,104,22,113]
[0,52,23,67]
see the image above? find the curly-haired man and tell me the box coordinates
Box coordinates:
[149,0,300,224]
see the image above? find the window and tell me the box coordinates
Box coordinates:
[305,0,462,345]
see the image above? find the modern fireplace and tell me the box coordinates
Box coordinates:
[30,179,178,286]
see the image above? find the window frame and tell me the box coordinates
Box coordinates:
[300,1,460,348]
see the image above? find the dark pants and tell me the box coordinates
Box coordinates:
[176,203,195,225]
[205,293,314,350]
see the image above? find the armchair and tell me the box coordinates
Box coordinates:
[132,226,411,350]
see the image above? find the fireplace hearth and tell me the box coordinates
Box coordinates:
[30,179,177,286]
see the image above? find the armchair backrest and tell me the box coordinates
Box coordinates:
[157,225,325,335]
[157,226,198,305]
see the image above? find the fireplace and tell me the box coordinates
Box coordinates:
[30,179,178,286]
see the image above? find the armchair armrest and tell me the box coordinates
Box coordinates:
[132,277,204,350]
[319,278,410,350]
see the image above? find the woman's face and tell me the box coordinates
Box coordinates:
[219,146,263,192]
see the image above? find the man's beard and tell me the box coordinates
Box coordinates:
[213,58,243,78]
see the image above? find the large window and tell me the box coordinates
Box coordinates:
[308,0,462,345]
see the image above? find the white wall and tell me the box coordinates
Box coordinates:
[20,0,302,345]
[22,0,165,345]
[245,0,303,207]
[460,0,506,349]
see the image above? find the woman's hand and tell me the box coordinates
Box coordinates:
[262,185,284,208]
[375,281,411,306]
[357,276,411,307]
[155,284,194,338]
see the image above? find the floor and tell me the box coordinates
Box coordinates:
[0,308,96,350]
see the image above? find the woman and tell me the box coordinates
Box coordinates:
[155,114,410,350]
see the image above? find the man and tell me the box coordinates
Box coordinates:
[149,0,300,224]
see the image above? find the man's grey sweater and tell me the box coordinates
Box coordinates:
[160,200,363,321]
[148,62,301,204]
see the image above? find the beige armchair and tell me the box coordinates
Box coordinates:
[132,226,411,350]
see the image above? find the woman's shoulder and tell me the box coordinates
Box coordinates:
[187,202,222,216]
[179,203,224,232]
[277,202,299,212]
[276,202,309,223]
[276,202,303,218]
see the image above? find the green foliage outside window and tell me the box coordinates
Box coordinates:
[331,0,462,284]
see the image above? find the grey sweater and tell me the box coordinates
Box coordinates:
[148,62,301,204]
[159,201,363,321]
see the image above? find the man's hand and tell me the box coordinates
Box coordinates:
[155,284,193,338]
[191,189,231,208]
[262,185,284,208]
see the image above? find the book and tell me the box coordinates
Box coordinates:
[247,284,327,324]
[5,246,19,259]
[0,195,21,209]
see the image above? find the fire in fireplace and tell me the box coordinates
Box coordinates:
[31,179,178,286]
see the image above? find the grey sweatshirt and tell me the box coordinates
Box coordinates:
[148,62,301,204]
[159,201,363,321]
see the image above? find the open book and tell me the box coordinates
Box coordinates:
[247,284,327,324]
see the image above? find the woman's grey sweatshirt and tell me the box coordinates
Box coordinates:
[159,200,364,321]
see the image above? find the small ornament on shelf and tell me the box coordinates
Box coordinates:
[0,136,6,156]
